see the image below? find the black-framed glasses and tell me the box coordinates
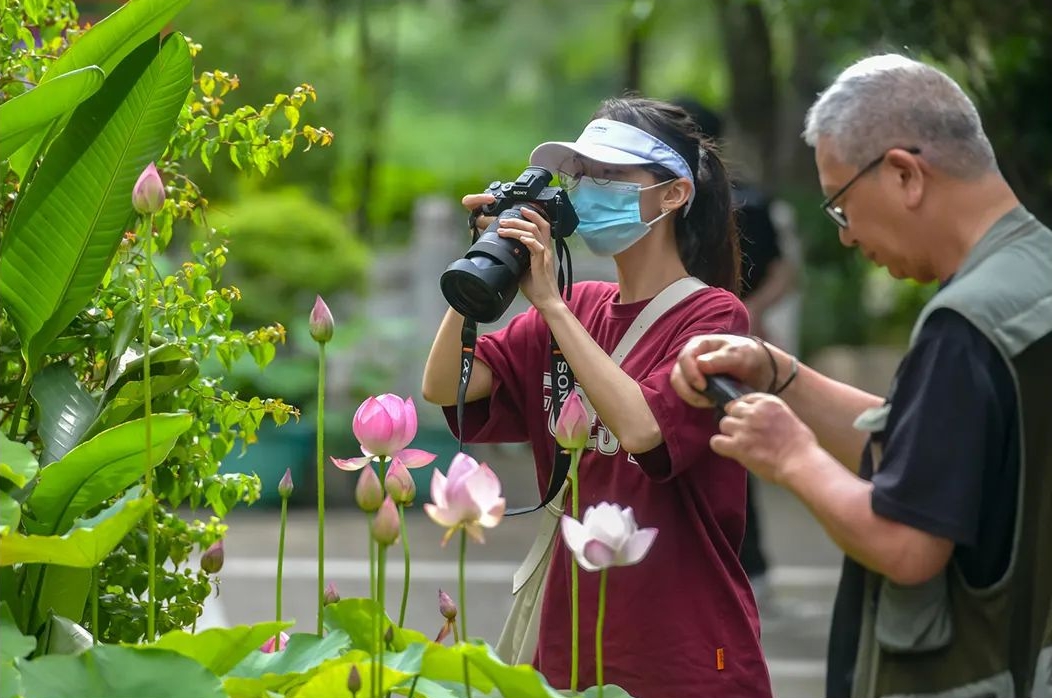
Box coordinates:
[820,147,921,228]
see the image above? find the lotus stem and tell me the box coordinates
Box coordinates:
[596,568,608,698]
[275,493,288,650]
[316,342,326,636]
[142,213,157,641]
[397,504,410,627]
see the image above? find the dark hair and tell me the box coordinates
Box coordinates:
[669,95,724,142]
[592,96,741,295]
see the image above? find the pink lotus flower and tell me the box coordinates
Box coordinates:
[424,453,505,545]
[330,395,436,472]
[555,390,590,451]
[560,502,657,572]
[132,162,165,214]
[371,496,401,546]
[260,631,289,653]
[309,295,334,344]
[355,466,384,513]
[384,458,416,505]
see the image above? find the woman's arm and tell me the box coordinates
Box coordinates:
[421,307,494,407]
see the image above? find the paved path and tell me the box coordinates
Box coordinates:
[199,474,842,697]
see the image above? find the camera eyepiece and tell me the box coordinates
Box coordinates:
[440,167,578,323]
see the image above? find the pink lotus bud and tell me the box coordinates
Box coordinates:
[352,394,418,458]
[560,502,658,572]
[370,496,401,546]
[200,540,224,574]
[277,468,294,498]
[355,467,384,513]
[324,581,340,605]
[424,453,506,545]
[438,589,457,621]
[309,295,334,344]
[260,631,289,653]
[555,390,590,451]
[347,664,361,695]
[132,162,165,214]
[384,458,416,505]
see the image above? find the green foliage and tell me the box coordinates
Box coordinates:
[0,0,331,646]
[204,188,370,330]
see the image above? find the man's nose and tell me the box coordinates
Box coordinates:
[838,226,855,247]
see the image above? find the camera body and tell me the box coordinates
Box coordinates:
[440,166,579,324]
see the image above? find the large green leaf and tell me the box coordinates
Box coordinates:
[30,363,99,467]
[0,66,106,162]
[223,631,351,697]
[0,33,194,374]
[0,662,22,698]
[7,0,192,177]
[322,597,418,653]
[24,568,92,639]
[0,604,35,663]
[0,491,151,567]
[0,492,19,536]
[17,645,224,698]
[0,433,38,488]
[148,621,292,676]
[296,652,413,698]
[86,344,200,438]
[26,413,191,535]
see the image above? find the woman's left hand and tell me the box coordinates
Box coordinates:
[495,205,562,313]
[710,393,819,485]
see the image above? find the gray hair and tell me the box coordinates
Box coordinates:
[803,54,998,179]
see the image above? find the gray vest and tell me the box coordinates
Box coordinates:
[851,206,1052,698]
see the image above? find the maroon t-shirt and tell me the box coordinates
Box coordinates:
[444,281,773,698]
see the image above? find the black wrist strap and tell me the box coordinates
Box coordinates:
[455,318,478,456]
[507,331,573,516]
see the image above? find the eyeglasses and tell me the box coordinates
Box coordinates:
[820,147,921,228]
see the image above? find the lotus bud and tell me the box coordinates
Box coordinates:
[200,540,224,574]
[132,162,165,214]
[384,459,416,505]
[384,625,394,645]
[309,295,334,344]
[347,664,361,696]
[438,589,457,621]
[324,581,340,605]
[277,468,294,498]
[370,496,401,546]
[355,467,384,513]
[260,631,289,653]
[555,390,590,451]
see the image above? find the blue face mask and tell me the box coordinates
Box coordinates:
[568,178,674,256]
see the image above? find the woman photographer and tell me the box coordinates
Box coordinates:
[422,97,772,698]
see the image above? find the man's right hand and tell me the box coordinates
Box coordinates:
[670,334,773,408]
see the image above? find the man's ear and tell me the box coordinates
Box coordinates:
[887,148,925,209]
[663,177,693,210]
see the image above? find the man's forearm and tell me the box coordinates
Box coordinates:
[769,346,883,471]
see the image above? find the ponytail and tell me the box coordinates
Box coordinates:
[678,143,741,295]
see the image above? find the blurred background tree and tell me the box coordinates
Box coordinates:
[79,0,1052,358]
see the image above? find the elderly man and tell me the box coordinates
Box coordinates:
[671,54,1052,698]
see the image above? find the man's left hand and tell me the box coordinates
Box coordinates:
[711,393,818,484]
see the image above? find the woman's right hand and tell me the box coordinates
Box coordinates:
[670,334,774,408]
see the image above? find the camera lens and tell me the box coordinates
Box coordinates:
[440,208,529,323]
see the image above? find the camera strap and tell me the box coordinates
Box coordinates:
[454,318,574,516]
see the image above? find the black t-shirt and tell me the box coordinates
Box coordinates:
[825,308,1020,698]
[733,183,782,298]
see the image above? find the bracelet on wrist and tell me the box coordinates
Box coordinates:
[773,355,799,395]
[749,335,779,393]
